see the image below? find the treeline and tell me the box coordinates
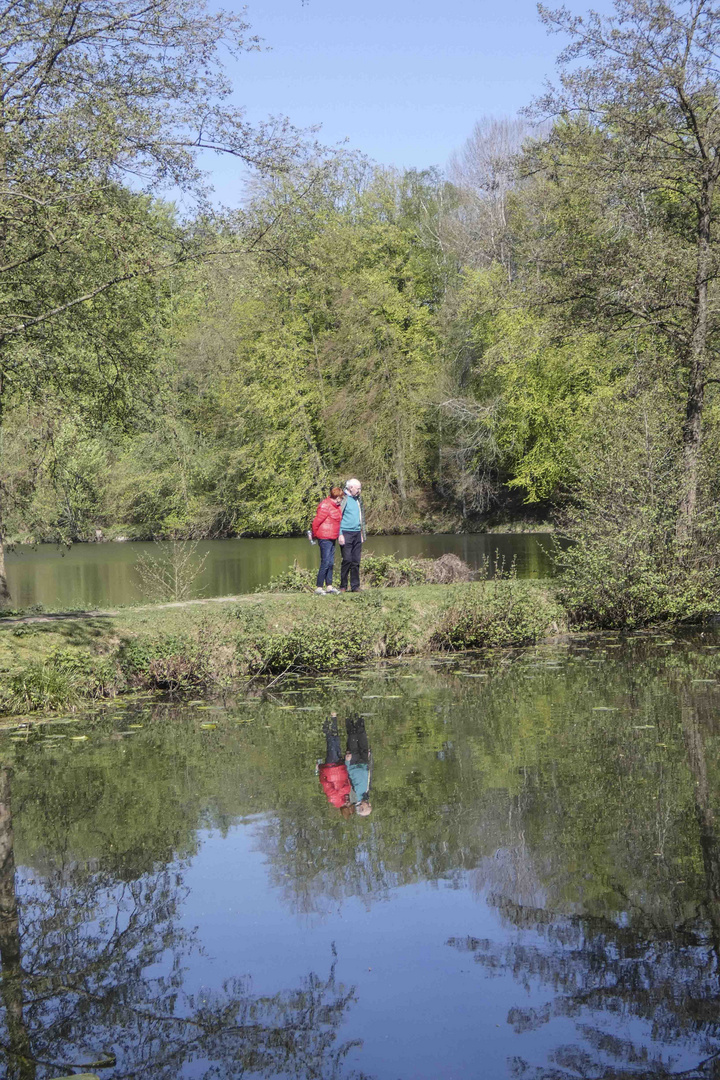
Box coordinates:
[0,138,643,540]
[12,112,720,544]
[3,149,560,541]
[3,0,720,621]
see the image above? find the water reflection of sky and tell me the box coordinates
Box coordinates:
[178,821,711,1080]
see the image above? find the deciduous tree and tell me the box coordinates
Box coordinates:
[0,0,305,602]
[529,0,720,540]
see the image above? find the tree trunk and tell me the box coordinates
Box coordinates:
[0,531,10,609]
[0,375,9,606]
[677,176,714,542]
[0,768,35,1080]
[680,694,720,965]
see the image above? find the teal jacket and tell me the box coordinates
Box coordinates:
[348,759,371,802]
[340,492,367,541]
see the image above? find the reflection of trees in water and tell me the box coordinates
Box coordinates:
[0,769,34,1080]
[0,769,371,1080]
[446,689,720,1080]
[5,643,720,1074]
[255,798,493,917]
[449,902,720,1079]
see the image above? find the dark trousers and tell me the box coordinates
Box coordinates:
[345,715,369,764]
[323,716,342,764]
[316,539,336,587]
[340,531,362,591]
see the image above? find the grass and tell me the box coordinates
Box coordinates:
[0,581,562,717]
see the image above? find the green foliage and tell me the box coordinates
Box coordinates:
[50,647,119,698]
[259,561,317,594]
[251,600,417,674]
[117,633,212,690]
[0,645,119,713]
[42,162,457,542]
[431,579,557,649]
[361,553,429,587]
[0,662,80,713]
[557,539,720,629]
[0,0,311,602]
[555,399,720,628]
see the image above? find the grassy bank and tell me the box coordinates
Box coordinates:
[0,579,561,717]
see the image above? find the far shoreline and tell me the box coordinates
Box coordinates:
[6,519,554,547]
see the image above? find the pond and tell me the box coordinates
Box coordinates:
[5,532,555,610]
[2,632,720,1079]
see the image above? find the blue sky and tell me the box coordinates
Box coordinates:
[202,0,610,205]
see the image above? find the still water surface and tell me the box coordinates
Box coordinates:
[5,532,554,609]
[2,633,720,1078]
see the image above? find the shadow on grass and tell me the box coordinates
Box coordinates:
[0,616,114,649]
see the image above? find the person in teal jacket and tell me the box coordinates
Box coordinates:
[344,713,372,816]
[338,478,366,592]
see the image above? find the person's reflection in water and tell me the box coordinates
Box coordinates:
[345,713,372,817]
[318,712,354,817]
[317,712,373,818]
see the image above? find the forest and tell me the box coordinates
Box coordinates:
[2,0,720,622]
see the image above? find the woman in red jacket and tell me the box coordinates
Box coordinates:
[317,713,354,817]
[311,486,343,594]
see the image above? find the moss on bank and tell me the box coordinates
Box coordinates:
[0,580,561,717]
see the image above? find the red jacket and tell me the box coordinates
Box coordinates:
[318,763,351,807]
[311,498,342,540]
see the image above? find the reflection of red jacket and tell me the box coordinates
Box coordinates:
[311,498,342,540]
[318,763,351,807]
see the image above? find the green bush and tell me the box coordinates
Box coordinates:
[50,647,119,698]
[0,646,122,714]
[0,663,80,713]
[258,561,315,593]
[554,398,720,629]
[556,533,720,628]
[431,580,556,649]
[361,553,429,587]
[247,599,417,674]
[117,634,212,690]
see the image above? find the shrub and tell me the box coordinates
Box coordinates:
[256,621,374,673]
[49,647,119,699]
[258,553,474,592]
[431,580,556,649]
[117,634,211,690]
[247,599,417,674]
[0,646,123,714]
[258,561,315,593]
[556,533,720,628]
[555,398,720,628]
[361,553,428,587]
[0,663,80,713]
[134,539,208,603]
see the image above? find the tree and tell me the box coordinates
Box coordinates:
[0,0,306,603]
[529,0,720,540]
[446,115,536,275]
[110,162,454,537]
